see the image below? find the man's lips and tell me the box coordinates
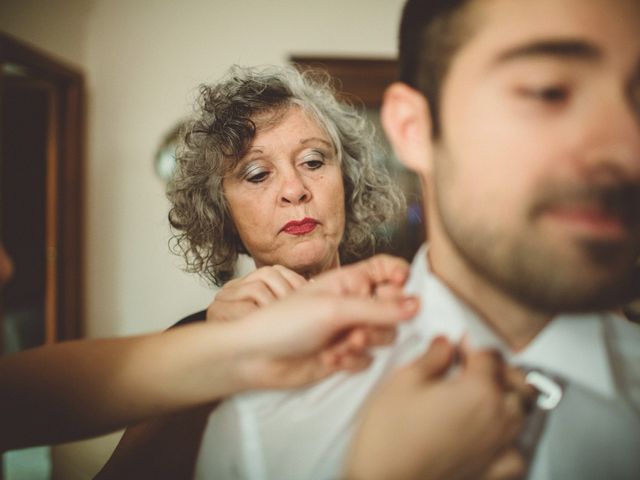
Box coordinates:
[533,183,640,240]
[281,217,319,235]
[542,206,632,239]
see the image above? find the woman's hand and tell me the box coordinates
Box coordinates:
[345,337,535,480]
[225,255,419,389]
[207,265,307,322]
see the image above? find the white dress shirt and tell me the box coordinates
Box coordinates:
[195,246,640,480]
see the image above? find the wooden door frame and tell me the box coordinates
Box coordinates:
[290,56,398,107]
[0,32,85,341]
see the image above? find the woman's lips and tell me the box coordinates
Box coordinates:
[281,217,319,235]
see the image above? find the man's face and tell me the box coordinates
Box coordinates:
[433,0,640,312]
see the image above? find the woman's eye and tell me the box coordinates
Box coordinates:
[302,153,326,170]
[245,169,269,183]
[520,86,569,103]
[304,160,324,170]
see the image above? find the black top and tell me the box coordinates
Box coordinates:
[170,309,207,329]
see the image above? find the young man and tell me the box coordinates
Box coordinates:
[191,0,640,479]
[348,0,640,478]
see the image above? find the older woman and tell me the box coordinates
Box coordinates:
[97,65,405,477]
[167,64,404,324]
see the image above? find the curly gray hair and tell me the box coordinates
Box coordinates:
[168,65,405,286]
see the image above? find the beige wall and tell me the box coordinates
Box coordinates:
[0,0,91,67]
[1,0,406,338]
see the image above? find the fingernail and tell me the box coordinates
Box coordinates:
[393,267,407,283]
[401,296,419,312]
[432,336,448,346]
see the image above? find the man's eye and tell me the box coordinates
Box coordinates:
[520,86,569,103]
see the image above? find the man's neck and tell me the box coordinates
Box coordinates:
[427,239,552,352]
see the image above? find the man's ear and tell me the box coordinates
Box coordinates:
[381,82,434,176]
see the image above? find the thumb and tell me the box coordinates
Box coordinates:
[413,336,455,379]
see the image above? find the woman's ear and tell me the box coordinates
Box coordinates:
[381,82,434,176]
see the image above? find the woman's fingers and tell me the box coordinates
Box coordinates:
[311,295,418,361]
[337,353,374,372]
[412,336,456,379]
[504,366,537,415]
[227,259,414,388]
[462,348,504,381]
[366,327,397,347]
[250,266,306,298]
[319,348,374,374]
[310,255,411,297]
[358,254,411,288]
[374,283,406,300]
[233,281,277,306]
[272,265,307,290]
[469,358,535,434]
[219,266,307,305]
[327,327,394,358]
[325,295,419,332]
[330,332,454,379]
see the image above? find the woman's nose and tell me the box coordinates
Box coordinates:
[279,171,311,205]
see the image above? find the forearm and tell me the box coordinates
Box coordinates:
[0,323,247,451]
[0,256,416,451]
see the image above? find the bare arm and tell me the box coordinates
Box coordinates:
[0,323,251,452]
[1,255,415,456]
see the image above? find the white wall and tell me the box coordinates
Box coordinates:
[1,0,406,338]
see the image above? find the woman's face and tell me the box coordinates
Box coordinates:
[223,106,345,277]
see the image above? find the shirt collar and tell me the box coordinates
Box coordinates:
[405,244,617,399]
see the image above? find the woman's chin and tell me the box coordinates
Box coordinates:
[279,248,339,277]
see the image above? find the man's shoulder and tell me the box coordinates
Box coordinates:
[604,313,640,359]
[601,313,640,408]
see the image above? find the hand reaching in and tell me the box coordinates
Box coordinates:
[225,255,419,389]
[345,337,535,480]
[207,265,307,322]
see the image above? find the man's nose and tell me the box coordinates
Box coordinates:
[582,96,640,183]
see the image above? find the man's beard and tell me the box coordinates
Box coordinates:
[437,181,640,314]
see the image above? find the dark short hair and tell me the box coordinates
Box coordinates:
[399,0,473,135]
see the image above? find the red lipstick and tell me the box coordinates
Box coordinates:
[281,217,319,235]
